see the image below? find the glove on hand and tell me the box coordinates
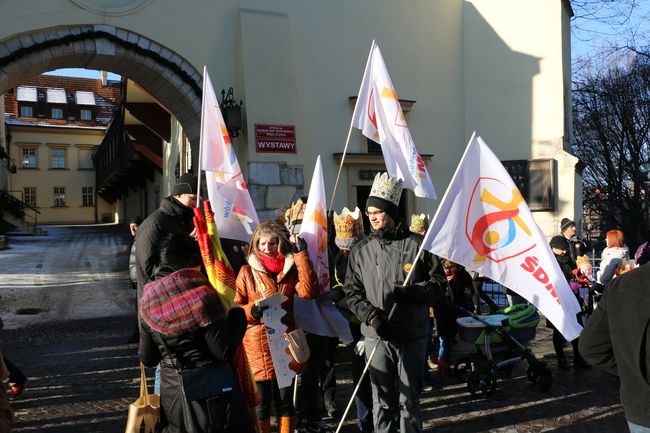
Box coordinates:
[367,309,394,340]
[251,303,269,320]
[393,282,411,302]
[295,237,308,252]
[317,289,344,305]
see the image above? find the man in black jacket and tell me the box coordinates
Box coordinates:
[579,263,650,432]
[344,173,446,433]
[135,174,197,313]
[560,217,586,266]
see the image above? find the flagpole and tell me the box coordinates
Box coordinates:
[195,65,208,207]
[329,40,376,211]
[335,132,478,433]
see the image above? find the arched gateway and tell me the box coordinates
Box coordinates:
[0,25,202,144]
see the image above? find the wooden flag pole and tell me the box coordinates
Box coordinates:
[329,40,376,211]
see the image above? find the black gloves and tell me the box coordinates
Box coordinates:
[295,236,308,252]
[366,309,394,340]
[251,303,269,320]
[393,282,432,304]
[317,288,344,305]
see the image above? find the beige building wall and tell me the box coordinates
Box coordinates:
[0,0,580,235]
[7,126,113,224]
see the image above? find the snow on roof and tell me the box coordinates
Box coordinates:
[75,91,96,106]
[16,86,37,102]
[46,88,67,104]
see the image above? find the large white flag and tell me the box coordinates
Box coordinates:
[293,156,352,343]
[351,41,436,200]
[422,134,582,341]
[199,66,259,242]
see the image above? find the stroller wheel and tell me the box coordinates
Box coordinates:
[538,368,552,392]
[467,371,496,397]
[526,366,539,383]
[454,357,477,381]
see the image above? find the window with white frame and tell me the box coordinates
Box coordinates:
[80,109,93,121]
[21,148,37,169]
[23,187,36,208]
[51,107,64,119]
[82,187,94,206]
[53,187,66,207]
[19,105,34,117]
[77,148,93,170]
[50,148,66,169]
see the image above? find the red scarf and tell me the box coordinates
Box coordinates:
[258,252,285,274]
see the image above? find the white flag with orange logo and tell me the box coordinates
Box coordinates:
[199,66,259,242]
[294,156,352,343]
[351,41,436,199]
[422,134,582,340]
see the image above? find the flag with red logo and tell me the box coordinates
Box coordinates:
[422,134,582,340]
[199,66,259,242]
[294,156,352,343]
[351,41,436,199]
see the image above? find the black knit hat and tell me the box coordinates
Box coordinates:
[172,173,198,196]
[560,218,575,233]
[366,196,399,221]
[550,235,570,251]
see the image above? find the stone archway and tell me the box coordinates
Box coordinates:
[0,24,202,144]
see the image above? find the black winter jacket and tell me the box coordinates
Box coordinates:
[135,196,194,301]
[579,263,650,428]
[139,270,250,433]
[344,223,446,340]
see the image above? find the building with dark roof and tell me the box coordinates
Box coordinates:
[3,74,121,224]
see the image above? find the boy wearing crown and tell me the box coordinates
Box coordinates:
[344,173,447,433]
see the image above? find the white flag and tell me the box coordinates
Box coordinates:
[422,133,582,341]
[293,156,352,343]
[351,41,436,200]
[199,66,259,242]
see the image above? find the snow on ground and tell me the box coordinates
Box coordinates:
[0,225,135,330]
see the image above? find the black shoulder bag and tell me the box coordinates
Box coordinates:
[153,332,235,432]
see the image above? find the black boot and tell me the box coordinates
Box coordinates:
[553,329,570,370]
[572,339,592,370]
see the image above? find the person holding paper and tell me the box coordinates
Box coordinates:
[234,221,319,433]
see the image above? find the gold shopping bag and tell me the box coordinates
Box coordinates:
[125,363,160,433]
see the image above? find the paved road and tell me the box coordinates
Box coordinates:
[0,225,630,432]
[0,225,134,329]
[2,316,627,433]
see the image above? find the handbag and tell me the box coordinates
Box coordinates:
[252,269,310,364]
[124,363,160,433]
[283,328,310,364]
[154,332,235,432]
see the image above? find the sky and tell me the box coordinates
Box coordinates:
[44,68,121,81]
[570,1,650,64]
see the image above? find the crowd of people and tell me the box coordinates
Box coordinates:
[127,172,650,433]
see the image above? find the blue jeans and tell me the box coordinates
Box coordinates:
[154,363,161,394]
[628,421,650,433]
[438,335,453,363]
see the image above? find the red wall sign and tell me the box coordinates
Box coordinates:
[255,124,296,153]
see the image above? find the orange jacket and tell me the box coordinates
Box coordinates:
[234,251,319,382]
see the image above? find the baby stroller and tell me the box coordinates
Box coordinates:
[453,304,552,397]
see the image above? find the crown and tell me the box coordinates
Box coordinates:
[576,255,590,269]
[409,213,430,234]
[369,172,403,206]
[334,207,364,249]
[284,197,307,232]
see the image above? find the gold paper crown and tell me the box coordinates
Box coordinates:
[284,197,307,232]
[334,207,364,249]
[369,172,403,206]
[409,213,430,234]
[576,255,591,269]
